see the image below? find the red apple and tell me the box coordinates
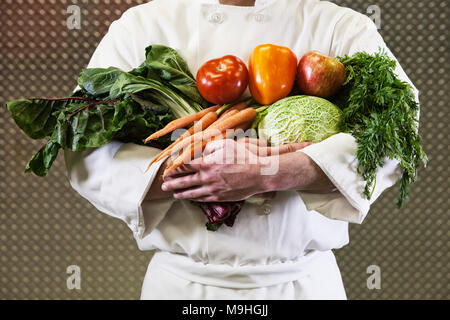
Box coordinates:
[297,51,346,98]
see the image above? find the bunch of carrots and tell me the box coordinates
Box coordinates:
[143,101,312,230]
[144,101,255,178]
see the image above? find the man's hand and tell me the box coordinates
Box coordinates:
[160,139,320,202]
[161,139,269,202]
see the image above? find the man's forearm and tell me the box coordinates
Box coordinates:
[146,151,336,202]
[263,152,336,194]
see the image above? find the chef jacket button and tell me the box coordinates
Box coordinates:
[254,13,265,23]
[208,12,224,24]
[261,203,272,215]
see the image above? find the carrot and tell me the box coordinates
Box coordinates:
[145,110,242,172]
[144,105,219,143]
[165,147,181,169]
[220,102,248,118]
[163,128,236,179]
[145,111,218,170]
[233,118,253,132]
[162,114,256,178]
[148,109,240,169]
[209,109,239,128]
[165,108,256,157]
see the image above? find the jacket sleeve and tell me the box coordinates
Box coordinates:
[298,13,420,224]
[64,15,175,239]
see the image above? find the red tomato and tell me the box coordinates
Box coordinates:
[196,55,249,104]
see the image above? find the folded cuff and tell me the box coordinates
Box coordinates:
[298,133,371,224]
[101,143,174,237]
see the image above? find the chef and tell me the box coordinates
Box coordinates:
[65,0,418,299]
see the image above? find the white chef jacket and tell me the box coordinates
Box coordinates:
[64,0,418,300]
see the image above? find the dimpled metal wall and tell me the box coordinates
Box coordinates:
[0,0,448,299]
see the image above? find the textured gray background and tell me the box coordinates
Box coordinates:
[0,0,448,300]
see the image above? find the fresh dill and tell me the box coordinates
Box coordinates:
[333,50,427,207]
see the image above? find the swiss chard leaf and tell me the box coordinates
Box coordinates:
[55,102,119,151]
[108,73,159,99]
[114,110,174,146]
[130,93,170,114]
[109,73,202,118]
[25,140,60,177]
[76,45,207,118]
[145,45,206,105]
[77,45,207,107]
[78,67,124,97]
[6,97,96,139]
[52,98,160,152]
[17,98,174,176]
[129,60,163,82]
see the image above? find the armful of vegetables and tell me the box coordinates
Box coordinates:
[4,43,427,232]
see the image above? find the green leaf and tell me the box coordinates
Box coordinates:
[108,73,156,99]
[54,99,136,152]
[25,141,60,177]
[332,50,427,207]
[78,67,124,96]
[19,97,174,177]
[6,98,94,139]
[206,222,223,232]
[129,60,163,82]
[130,93,170,114]
[109,73,202,117]
[114,110,174,146]
[145,45,207,106]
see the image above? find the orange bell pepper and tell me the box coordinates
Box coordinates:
[249,44,298,105]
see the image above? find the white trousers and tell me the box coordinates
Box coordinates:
[141,250,347,300]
